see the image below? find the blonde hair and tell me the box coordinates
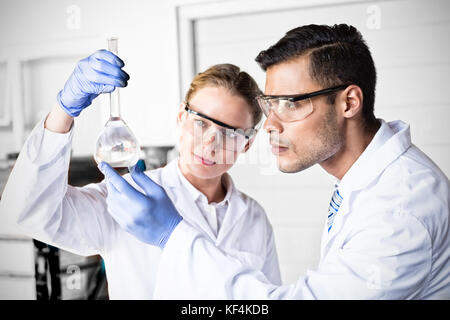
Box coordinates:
[185,64,262,127]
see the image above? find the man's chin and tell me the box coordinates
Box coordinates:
[277,156,315,174]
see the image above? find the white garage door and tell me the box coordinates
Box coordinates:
[183,0,450,283]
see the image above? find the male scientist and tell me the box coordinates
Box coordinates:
[99,24,450,299]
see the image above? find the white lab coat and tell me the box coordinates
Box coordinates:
[0,117,281,299]
[153,119,450,299]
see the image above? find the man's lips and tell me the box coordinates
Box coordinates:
[194,154,216,166]
[270,144,289,154]
[270,134,289,155]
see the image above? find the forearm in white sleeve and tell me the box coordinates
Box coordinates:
[153,211,432,300]
[153,220,312,299]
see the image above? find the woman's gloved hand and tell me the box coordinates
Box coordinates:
[57,49,130,117]
[98,162,183,248]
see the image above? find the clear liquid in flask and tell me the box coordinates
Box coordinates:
[94,117,140,167]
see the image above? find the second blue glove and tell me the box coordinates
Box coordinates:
[99,162,182,248]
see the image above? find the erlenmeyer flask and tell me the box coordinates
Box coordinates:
[94,37,140,168]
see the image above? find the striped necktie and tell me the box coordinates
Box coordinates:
[327,186,343,232]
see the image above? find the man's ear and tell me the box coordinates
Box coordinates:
[342,85,364,119]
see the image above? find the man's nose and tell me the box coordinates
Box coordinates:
[263,111,283,135]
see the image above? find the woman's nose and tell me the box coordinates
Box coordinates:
[202,131,219,154]
[204,131,216,145]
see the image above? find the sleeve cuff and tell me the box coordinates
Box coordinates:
[162,219,196,253]
[26,114,74,165]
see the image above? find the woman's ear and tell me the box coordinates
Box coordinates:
[176,102,186,126]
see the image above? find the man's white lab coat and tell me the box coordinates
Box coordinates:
[0,118,281,299]
[153,120,450,299]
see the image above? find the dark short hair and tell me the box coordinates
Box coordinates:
[185,64,263,127]
[255,24,377,129]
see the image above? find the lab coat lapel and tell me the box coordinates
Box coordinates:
[161,160,217,241]
[320,120,412,260]
[216,177,246,245]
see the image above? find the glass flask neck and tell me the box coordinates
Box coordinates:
[108,37,121,120]
[109,89,121,119]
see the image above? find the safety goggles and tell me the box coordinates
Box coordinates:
[255,84,350,122]
[184,103,258,152]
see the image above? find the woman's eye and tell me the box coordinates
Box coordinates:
[194,119,206,127]
[224,130,237,139]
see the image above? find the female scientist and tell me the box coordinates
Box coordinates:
[0,50,281,298]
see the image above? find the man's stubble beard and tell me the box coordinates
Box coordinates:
[278,104,344,174]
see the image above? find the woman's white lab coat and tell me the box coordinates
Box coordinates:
[0,117,281,299]
[153,119,450,299]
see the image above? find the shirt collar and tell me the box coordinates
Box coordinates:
[337,119,411,198]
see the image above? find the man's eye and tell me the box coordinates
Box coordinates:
[277,100,295,113]
[282,100,296,109]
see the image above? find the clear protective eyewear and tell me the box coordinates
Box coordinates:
[256,84,350,122]
[184,102,258,152]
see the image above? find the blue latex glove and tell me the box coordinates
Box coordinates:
[57,49,130,117]
[98,162,182,248]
